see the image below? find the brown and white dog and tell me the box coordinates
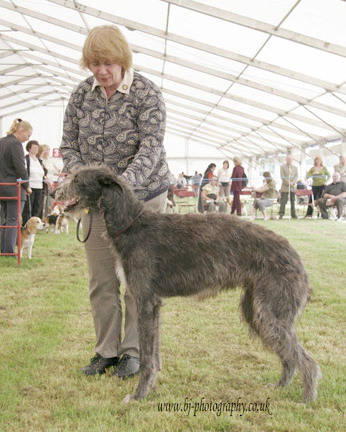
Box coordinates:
[55,213,69,235]
[43,214,59,233]
[20,216,46,259]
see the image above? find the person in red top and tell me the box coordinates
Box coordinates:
[197,163,216,213]
[230,157,245,216]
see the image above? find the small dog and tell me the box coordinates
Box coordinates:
[51,203,64,215]
[55,213,69,235]
[56,166,321,403]
[43,214,59,233]
[20,216,46,259]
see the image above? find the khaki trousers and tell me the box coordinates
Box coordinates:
[82,191,167,358]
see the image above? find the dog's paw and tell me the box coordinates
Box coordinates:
[122,394,136,404]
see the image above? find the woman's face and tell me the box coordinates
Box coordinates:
[89,62,123,89]
[29,144,39,156]
[314,158,322,166]
[15,127,32,143]
[42,148,50,159]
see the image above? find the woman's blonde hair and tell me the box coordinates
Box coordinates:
[81,25,132,70]
[7,118,32,135]
[314,156,323,166]
[233,156,242,166]
[37,144,50,158]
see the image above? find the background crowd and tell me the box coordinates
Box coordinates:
[171,154,346,220]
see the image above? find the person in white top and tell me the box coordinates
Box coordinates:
[218,160,231,200]
[22,140,46,225]
[37,144,62,216]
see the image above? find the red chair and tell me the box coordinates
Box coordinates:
[295,189,313,216]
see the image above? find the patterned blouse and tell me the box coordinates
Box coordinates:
[60,70,171,201]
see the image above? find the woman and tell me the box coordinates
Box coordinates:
[37,144,61,217]
[251,171,277,220]
[218,160,231,202]
[60,25,171,379]
[201,175,227,213]
[230,157,245,216]
[22,140,47,225]
[0,119,32,255]
[305,156,330,218]
[197,163,216,213]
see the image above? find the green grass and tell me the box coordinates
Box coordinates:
[0,219,345,432]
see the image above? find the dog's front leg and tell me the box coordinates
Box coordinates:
[153,299,162,372]
[27,243,33,259]
[123,296,161,403]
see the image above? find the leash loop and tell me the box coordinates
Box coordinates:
[76,211,93,243]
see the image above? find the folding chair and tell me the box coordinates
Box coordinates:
[174,189,196,213]
[295,190,313,217]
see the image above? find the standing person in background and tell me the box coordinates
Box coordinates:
[218,160,231,205]
[334,155,346,183]
[305,156,330,218]
[197,163,216,213]
[0,119,32,255]
[278,155,298,219]
[60,25,171,379]
[37,144,61,217]
[22,140,46,225]
[230,157,245,216]
[191,171,202,197]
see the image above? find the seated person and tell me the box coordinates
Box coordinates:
[201,176,227,213]
[317,172,346,220]
[251,171,277,220]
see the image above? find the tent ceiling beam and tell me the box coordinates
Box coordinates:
[45,0,345,93]
[162,0,346,57]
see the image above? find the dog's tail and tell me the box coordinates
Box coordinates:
[240,281,320,402]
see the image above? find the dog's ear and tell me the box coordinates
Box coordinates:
[97,173,117,187]
[96,173,125,195]
[25,219,35,234]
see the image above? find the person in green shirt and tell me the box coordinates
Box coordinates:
[305,156,330,218]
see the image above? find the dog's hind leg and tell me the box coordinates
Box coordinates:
[241,289,296,386]
[123,295,162,402]
[241,286,320,402]
[253,304,320,402]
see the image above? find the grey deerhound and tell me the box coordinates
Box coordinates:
[56,165,321,403]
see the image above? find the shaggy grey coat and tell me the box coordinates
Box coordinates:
[56,165,321,403]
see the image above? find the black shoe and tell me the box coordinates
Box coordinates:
[115,354,140,379]
[80,354,119,376]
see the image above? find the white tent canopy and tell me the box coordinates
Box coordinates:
[0,0,346,176]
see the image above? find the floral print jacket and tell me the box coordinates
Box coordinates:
[60,70,170,201]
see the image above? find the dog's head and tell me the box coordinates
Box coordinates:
[24,216,46,233]
[55,165,130,214]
